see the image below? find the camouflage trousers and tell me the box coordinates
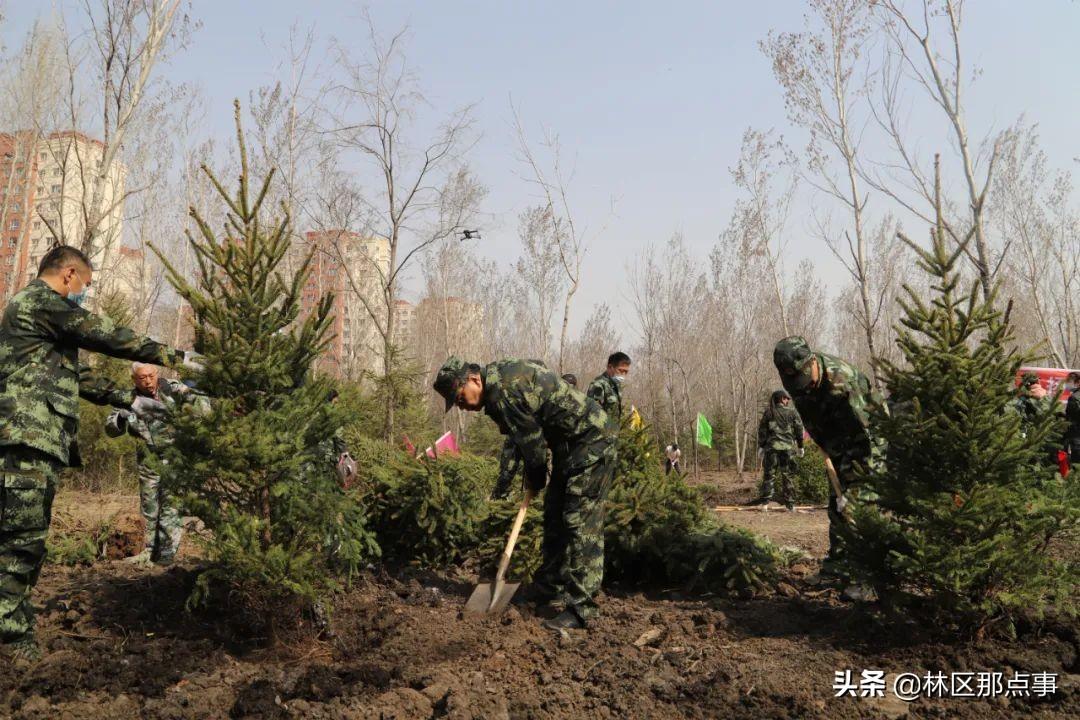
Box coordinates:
[823,446,884,573]
[533,442,616,624]
[138,462,183,562]
[761,450,796,505]
[0,446,59,644]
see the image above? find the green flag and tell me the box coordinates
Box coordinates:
[696,413,713,448]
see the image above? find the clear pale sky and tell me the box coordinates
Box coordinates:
[4,1,1079,334]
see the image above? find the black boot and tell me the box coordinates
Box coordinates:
[542,609,584,630]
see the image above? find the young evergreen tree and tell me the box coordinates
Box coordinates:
[847,161,1080,636]
[152,101,377,615]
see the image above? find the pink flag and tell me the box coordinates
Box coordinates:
[425,431,461,458]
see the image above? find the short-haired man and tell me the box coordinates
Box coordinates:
[0,245,200,660]
[105,363,209,565]
[435,357,616,630]
[772,336,883,580]
[587,352,631,427]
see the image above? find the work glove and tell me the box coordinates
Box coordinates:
[525,465,547,494]
[798,447,805,458]
[490,473,512,501]
[115,409,134,431]
[336,452,357,489]
[182,350,205,372]
[757,448,764,460]
[131,395,167,418]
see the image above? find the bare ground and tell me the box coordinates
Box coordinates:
[1,477,1077,720]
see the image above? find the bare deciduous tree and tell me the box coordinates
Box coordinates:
[727,127,798,336]
[869,0,1003,299]
[327,18,478,439]
[994,123,1080,367]
[763,0,882,373]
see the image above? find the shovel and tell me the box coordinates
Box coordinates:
[824,456,848,513]
[465,487,536,614]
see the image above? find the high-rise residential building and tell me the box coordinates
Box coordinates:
[392,299,416,349]
[299,229,391,379]
[0,130,124,303]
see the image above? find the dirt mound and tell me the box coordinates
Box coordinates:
[103,510,145,559]
[4,559,1077,720]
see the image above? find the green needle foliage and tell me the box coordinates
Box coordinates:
[152,101,377,616]
[847,162,1080,637]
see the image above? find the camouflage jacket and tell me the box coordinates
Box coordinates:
[1065,394,1080,458]
[757,400,805,453]
[482,359,614,489]
[105,378,209,461]
[0,279,182,466]
[586,373,622,426]
[783,352,879,464]
[1010,394,1051,428]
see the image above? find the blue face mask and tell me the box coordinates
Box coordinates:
[66,288,88,306]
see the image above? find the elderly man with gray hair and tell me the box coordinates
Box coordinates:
[105,362,207,565]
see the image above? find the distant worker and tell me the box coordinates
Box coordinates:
[1011,372,1050,432]
[773,336,884,585]
[105,363,209,565]
[0,245,201,661]
[664,442,681,475]
[435,357,616,630]
[586,352,631,428]
[752,389,804,511]
[1062,372,1080,468]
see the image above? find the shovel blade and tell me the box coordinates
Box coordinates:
[464,581,521,615]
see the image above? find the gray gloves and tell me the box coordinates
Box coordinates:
[131,395,167,418]
[182,350,205,372]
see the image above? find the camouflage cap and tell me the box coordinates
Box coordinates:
[773,336,816,392]
[561,373,578,388]
[770,389,791,403]
[433,356,468,412]
[1020,372,1040,388]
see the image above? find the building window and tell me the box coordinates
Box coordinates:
[39,152,46,161]
[50,185,60,194]
[33,221,40,230]
[36,187,43,194]
[52,168,60,177]
[9,219,18,230]
[8,237,16,247]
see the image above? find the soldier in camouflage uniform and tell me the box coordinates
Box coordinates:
[753,389,805,511]
[0,246,197,660]
[1011,372,1051,430]
[586,352,630,429]
[490,372,578,500]
[105,363,209,565]
[773,336,884,577]
[435,357,616,630]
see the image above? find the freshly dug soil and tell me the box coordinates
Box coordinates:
[2,561,1076,719]
[2,486,1077,719]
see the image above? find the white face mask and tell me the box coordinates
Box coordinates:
[612,375,625,385]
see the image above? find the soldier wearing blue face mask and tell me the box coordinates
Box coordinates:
[586,352,630,431]
[0,245,203,662]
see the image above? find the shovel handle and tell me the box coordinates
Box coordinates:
[493,487,535,585]
[823,457,848,511]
